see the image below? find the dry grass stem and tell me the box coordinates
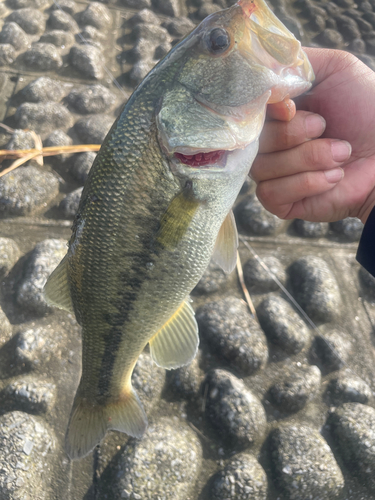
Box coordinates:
[236,250,258,321]
[0,143,101,178]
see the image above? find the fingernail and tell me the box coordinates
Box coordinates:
[324,168,344,183]
[331,140,352,162]
[305,114,326,138]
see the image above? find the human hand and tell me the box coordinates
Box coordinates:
[251,48,375,224]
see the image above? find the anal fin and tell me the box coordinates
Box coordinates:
[65,386,147,460]
[43,254,74,313]
[212,209,238,274]
[149,300,199,369]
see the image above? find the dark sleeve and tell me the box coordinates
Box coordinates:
[356,206,375,277]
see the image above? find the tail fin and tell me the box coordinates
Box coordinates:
[65,388,147,460]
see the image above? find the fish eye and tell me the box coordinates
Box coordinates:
[206,28,230,54]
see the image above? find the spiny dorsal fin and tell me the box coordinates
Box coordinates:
[212,210,238,274]
[149,300,199,369]
[43,254,74,313]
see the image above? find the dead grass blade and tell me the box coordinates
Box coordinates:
[0,144,101,178]
[236,250,258,321]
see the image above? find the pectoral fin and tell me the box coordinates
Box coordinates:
[149,300,199,369]
[212,210,238,274]
[43,254,74,313]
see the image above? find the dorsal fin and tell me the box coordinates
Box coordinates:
[212,210,238,274]
[149,300,199,369]
[43,254,74,313]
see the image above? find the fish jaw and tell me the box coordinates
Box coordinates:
[236,0,314,101]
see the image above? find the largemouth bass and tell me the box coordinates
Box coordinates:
[44,0,313,459]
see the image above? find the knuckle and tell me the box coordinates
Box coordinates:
[280,122,296,150]
[256,182,270,203]
[305,142,323,168]
[256,182,275,208]
[299,172,314,191]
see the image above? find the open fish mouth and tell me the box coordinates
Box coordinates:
[174,150,226,168]
[171,140,258,176]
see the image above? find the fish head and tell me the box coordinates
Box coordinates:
[179,0,313,105]
[157,0,314,188]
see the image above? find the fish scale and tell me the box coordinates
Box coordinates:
[44,0,313,459]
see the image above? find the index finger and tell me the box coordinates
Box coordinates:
[258,110,326,154]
